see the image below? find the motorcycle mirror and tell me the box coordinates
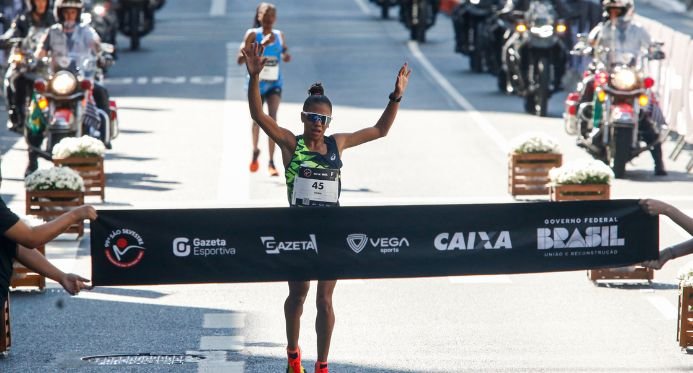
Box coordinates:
[101,43,115,54]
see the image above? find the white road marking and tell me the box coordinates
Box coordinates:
[203,313,246,329]
[209,0,226,17]
[199,335,245,351]
[646,296,678,320]
[407,41,509,154]
[354,0,373,15]
[104,76,225,85]
[448,275,513,284]
[218,43,250,203]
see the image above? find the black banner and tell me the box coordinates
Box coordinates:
[90,200,658,286]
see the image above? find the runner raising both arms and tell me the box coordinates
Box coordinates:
[241,42,411,373]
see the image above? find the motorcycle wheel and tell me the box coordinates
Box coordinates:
[533,58,550,117]
[470,51,483,73]
[497,71,508,93]
[610,127,632,179]
[130,7,141,51]
[381,5,390,19]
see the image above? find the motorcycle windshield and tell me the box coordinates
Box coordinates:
[52,53,98,80]
[602,47,646,69]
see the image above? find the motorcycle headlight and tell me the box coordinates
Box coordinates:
[94,5,106,16]
[611,69,638,91]
[51,71,78,95]
[530,25,554,38]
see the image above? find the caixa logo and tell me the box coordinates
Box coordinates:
[434,231,512,250]
[346,233,409,254]
[537,225,625,249]
[262,234,318,254]
[103,229,146,268]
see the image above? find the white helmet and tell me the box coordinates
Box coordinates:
[602,0,634,21]
[54,0,84,24]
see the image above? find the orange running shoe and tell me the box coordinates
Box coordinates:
[286,347,305,373]
[315,361,328,373]
[249,149,260,172]
[269,160,279,177]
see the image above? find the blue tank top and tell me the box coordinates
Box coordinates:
[252,27,283,95]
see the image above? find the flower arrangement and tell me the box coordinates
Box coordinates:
[52,135,106,159]
[678,262,693,288]
[549,159,614,185]
[25,167,84,191]
[511,133,561,154]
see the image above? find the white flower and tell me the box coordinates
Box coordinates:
[511,133,561,154]
[549,159,614,185]
[678,261,693,287]
[25,166,85,191]
[52,135,106,159]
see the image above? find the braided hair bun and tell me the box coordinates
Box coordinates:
[303,82,332,110]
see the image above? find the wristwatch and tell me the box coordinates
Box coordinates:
[388,92,402,103]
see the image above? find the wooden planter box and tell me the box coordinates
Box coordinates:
[549,184,610,201]
[588,266,654,282]
[25,190,84,237]
[679,285,693,349]
[10,245,46,290]
[0,295,9,354]
[53,156,105,201]
[508,153,562,196]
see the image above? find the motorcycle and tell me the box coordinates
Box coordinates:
[370,0,400,19]
[501,1,569,116]
[117,0,160,51]
[452,0,503,73]
[399,0,439,43]
[570,43,666,178]
[28,47,118,158]
[84,0,118,57]
[2,27,50,131]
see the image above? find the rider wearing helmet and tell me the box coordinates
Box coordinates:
[589,0,667,176]
[1,0,56,132]
[28,0,111,175]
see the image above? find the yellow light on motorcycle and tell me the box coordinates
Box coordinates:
[51,71,78,95]
[639,94,649,107]
[38,97,48,110]
[597,90,607,102]
[11,53,23,63]
[516,23,527,33]
[555,23,567,34]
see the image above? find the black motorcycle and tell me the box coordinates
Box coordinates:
[370,0,400,19]
[452,0,503,73]
[502,1,569,116]
[399,0,439,43]
[85,0,118,55]
[117,0,163,50]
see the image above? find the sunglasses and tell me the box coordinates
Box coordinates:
[302,111,332,126]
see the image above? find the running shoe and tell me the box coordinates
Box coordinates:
[250,149,260,172]
[315,361,329,373]
[286,347,305,373]
[269,160,279,177]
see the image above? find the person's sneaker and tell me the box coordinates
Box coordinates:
[286,347,305,373]
[315,361,328,373]
[249,149,260,173]
[268,160,279,177]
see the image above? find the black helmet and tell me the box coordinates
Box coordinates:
[54,0,83,24]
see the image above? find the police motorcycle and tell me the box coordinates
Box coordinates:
[2,27,49,132]
[117,0,162,51]
[369,0,400,19]
[28,46,118,157]
[501,0,569,116]
[570,43,666,178]
[452,0,503,73]
[399,0,439,43]
[84,0,118,55]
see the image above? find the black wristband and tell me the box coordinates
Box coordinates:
[388,92,402,103]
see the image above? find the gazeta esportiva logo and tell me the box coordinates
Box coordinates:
[104,229,146,268]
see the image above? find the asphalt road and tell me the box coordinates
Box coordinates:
[0,0,691,372]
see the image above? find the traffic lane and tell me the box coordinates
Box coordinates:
[106,1,230,100]
[636,1,693,36]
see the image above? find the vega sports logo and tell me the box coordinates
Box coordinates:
[104,229,146,268]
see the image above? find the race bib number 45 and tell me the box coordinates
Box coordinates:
[292,166,339,206]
